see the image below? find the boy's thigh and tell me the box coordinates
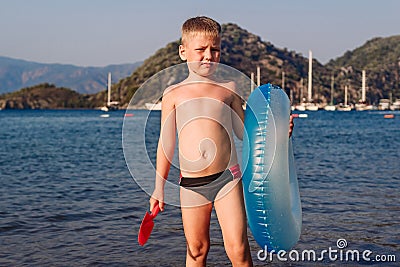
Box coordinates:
[180,188,213,242]
[214,181,248,241]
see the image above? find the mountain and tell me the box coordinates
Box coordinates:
[326,35,400,104]
[1,24,399,109]
[111,23,331,108]
[110,25,399,108]
[0,56,142,94]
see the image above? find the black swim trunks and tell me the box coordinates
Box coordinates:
[179,164,242,202]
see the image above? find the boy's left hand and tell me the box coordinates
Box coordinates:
[289,115,294,137]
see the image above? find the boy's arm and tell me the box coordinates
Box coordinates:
[230,85,245,140]
[150,89,176,212]
[289,115,294,137]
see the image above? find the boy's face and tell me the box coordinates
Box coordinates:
[179,33,221,77]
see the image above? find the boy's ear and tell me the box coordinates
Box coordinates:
[179,45,187,61]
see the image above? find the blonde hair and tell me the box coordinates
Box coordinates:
[181,16,221,45]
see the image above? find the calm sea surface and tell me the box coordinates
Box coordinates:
[0,109,399,266]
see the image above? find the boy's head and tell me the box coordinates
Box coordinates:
[179,16,222,76]
[181,16,221,46]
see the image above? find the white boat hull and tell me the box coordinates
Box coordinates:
[337,106,352,111]
[324,105,336,111]
[145,102,162,110]
[305,104,319,111]
[295,105,306,111]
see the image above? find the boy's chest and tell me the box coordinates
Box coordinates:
[174,90,233,126]
[174,84,234,108]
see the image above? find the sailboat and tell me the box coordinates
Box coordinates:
[242,67,259,110]
[294,78,306,111]
[305,50,318,111]
[390,98,400,110]
[101,72,119,112]
[355,70,374,111]
[324,75,336,111]
[337,85,352,111]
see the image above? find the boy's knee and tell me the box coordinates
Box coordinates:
[225,242,250,263]
[187,240,209,260]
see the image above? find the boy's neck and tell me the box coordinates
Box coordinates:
[186,70,217,83]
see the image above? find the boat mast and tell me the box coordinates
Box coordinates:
[330,75,334,105]
[257,66,260,87]
[362,70,366,103]
[344,85,348,106]
[250,72,255,93]
[107,72,111,106]
[300,78,304,103]
[107,72,111,107]
[308,50,313,102]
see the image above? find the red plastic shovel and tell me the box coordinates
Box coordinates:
[138,205,160,246]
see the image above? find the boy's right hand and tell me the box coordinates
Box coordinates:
[150,190,165,212]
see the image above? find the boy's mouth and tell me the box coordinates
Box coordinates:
[201,62,213,67]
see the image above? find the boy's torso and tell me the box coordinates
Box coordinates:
[170,81,239,177]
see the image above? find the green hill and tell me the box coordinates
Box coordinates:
[328,35,400,69]
[0,83,93,109]
[326,35,400,104]
[110,25,399,107]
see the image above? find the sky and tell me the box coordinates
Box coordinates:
[1,0,400,67]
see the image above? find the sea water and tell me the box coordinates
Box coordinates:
[0,110,399,266]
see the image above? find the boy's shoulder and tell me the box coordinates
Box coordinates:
[211,79,238,96]
[217,79,236,91]
[163,81,182,98]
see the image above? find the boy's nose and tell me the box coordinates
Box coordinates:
[204,49,212,60]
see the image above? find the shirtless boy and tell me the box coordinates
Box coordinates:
[150,16,293,266]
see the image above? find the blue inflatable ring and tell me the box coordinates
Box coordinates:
[242,83,302,251]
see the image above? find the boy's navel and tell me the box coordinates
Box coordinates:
[198,138,216,160]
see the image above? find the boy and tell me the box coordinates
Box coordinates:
[150,16,293,266]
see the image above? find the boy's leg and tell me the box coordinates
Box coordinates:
[181,188,213,267]
[214,181,253,266]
